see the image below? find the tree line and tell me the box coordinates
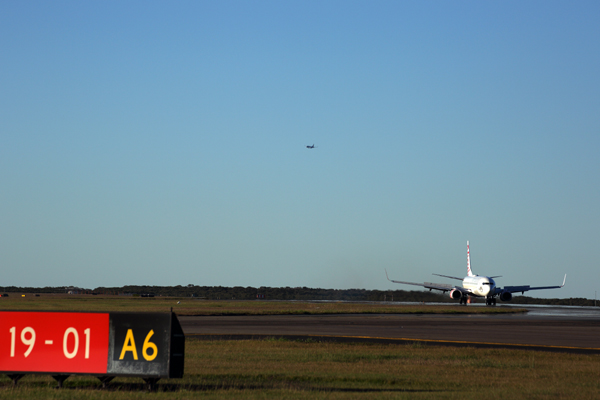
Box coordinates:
[0,285,597,307]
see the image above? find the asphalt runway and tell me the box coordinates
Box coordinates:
[179,305,600,354]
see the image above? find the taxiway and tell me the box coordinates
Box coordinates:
[179,305,600,353]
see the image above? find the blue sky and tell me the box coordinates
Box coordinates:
[1,1,599,299]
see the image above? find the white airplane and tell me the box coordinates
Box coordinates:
[386,241,566,306]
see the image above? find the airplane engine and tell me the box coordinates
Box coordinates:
[499,291,512,302]
[449,289,462,300]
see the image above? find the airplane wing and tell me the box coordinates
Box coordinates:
[498,275,567,295]
[385,270,456,293]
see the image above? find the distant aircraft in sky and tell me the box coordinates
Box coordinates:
[306,144,317,149]
[386,241,566,306]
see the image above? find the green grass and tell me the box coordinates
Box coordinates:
[0,295,525,315]
[0,339,598,399]
[1,296,563,399]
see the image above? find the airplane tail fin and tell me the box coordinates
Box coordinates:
[467,241,474,276]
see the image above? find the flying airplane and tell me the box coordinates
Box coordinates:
[386,241,566,306]
[306,144,317,149]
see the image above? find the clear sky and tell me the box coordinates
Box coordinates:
[1,1,599,299]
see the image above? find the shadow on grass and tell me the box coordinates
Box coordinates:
[180,383,444,393]
[1,381,445,394]
[108,382,444,394]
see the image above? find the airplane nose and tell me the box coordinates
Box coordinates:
[481,284,493,295]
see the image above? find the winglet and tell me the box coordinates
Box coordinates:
[561,274,567,287]
[385,269,391,282]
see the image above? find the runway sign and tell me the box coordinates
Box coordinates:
[0,311,184,379]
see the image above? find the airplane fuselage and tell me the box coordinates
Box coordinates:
[462,275,496,297]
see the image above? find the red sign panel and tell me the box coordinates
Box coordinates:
[0,312,109,374]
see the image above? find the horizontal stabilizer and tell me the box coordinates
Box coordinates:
[385,270,455,293]
[432,273,463,281]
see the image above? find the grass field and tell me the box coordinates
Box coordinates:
[3,296,594,399]
[0,338,598,399]
[0,294,524,315]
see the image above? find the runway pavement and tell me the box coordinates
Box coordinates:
[179,305,600,354]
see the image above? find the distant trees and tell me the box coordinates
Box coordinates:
[0,284,596,306]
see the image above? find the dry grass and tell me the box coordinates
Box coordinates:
[0,295,524,315]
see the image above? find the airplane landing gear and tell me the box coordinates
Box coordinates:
[485,297,497,306]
